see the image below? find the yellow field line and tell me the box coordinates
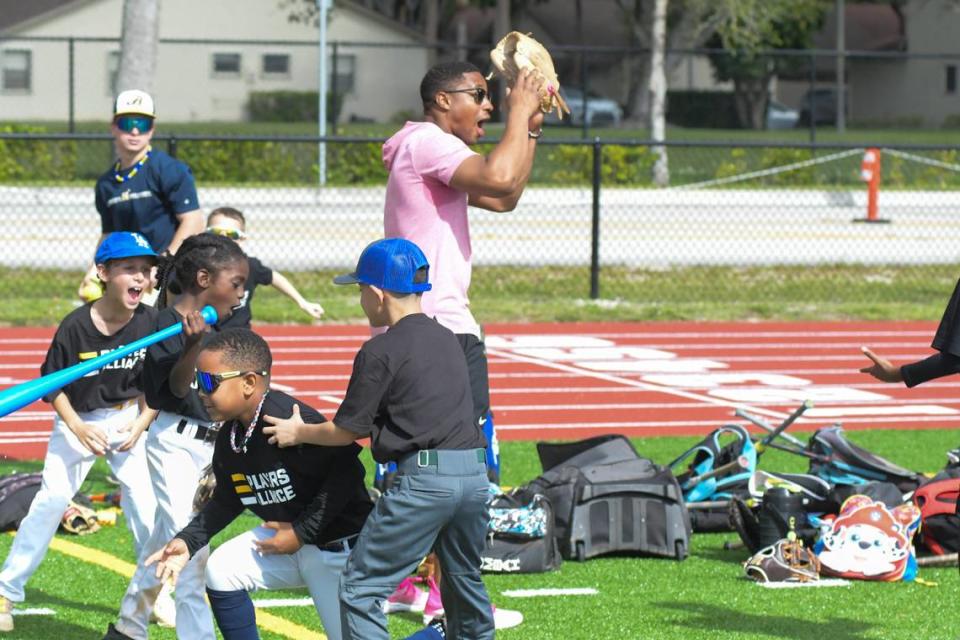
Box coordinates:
[13,533,326,640]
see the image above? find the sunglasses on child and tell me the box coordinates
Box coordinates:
[206,226,247,240]
[114,115,154,133]
[441,87,488,105]
[195,370,268,394]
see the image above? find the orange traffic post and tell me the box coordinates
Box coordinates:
[853,147,890,223]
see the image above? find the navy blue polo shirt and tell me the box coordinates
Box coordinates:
[94,148,199,253]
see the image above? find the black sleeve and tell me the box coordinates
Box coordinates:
[333,350,390,436]
[290,448,366,546]
[250,257,274,286]
[40,325,72,403]
[142,327,183,410]
[900,351,960,388]
[174,457,244,557]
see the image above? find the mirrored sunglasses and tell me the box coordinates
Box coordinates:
[114,115,154,133]
[206,226,247,240]
[195,370,267,394]
[442,87,487,105]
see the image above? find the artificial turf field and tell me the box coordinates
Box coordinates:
[0,430,957,640]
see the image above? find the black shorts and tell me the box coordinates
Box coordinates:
[456,333,490,427]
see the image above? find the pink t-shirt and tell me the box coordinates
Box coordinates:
[382,121,481,337]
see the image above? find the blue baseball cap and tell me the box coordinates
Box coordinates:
[333,238,432,294]
[95,232,158,264]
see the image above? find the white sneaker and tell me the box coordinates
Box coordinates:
[0,595,13,632]
[493,606,523,630]
[149,582,176,628]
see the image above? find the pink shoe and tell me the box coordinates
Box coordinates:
[421,576,444,625]
[383,577,428,614]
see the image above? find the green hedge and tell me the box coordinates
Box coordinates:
[248,91,343,124]
[0,125,78,180]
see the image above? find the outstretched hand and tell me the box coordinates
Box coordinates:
[145,538,190,585]
[262,404,304,448]
[859,346,903,383]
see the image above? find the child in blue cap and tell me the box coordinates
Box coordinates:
[263,238,494,640]
[0,232,161,634]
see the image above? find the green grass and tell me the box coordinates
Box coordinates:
[1,263,954,327]
[1,429,957,639]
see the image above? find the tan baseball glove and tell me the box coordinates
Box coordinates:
[61,500,101,536]
[193,464,217,513]
[744,539,821,583]
[488,31,570,119]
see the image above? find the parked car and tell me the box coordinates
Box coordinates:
[766,100,800,130]
[799,88,849,125]
[546,88,623,127]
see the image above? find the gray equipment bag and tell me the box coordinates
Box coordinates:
[518,435,691,561]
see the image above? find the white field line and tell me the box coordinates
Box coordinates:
[604,341,930,351]
[11,608,56,616]
[485,347,789,421]
[501,588,598,598]
[488,399,960,412]
[253,598,316,608]
[495,414,960,431]
[488,330,935,339]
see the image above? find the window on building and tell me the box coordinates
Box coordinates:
[107,51,120,96]
[2,50,31,92]
[212,53,242,76]
[262,53,290,76]
[947,65,957,95]
[329,54,356,93]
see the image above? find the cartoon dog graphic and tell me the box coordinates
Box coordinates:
[816,495,921,581]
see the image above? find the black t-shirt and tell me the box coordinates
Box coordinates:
[41,304,157,412]
[142,307,216,421]
[932,275,960,357]
[334,313,484,463]
[176,391,372,556]
[94,148,199,253]
[219,256,273,330]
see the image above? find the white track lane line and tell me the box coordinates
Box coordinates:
[492,330,934,339]
[485,347,790,421]
[495,414,960,432]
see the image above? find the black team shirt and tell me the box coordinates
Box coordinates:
[41,303,157,412]
[901,276,960,387]
[176,391,372,555]
[142,307,218,422]
[334,313,485,464]
[220,256,274,330]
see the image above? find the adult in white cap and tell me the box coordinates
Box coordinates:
[78,89,204,300]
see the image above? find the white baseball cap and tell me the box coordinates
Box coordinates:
[114,89,156,118]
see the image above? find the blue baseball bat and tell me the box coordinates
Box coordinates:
[0,305,218,419]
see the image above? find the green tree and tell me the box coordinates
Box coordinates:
[707,0,828,129]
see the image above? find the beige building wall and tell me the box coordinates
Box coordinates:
[0,0,426,123]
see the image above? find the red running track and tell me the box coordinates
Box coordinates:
[0,321,955,460]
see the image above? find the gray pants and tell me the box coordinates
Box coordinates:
[339,448,494,640]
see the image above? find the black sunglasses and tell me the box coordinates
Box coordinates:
[195,370,268,394]
[441,87,488,105]
[115,115,154,133]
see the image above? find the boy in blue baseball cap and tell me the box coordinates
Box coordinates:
[263,237,494,640]
[0,232,163,633]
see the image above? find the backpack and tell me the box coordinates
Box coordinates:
[480,489,562,574]
[806,426,923,493]
[0,472,43,532]
[913,476,960,555]
[519,435,691,561]
[669,425,757,532]
[814,495,921,582]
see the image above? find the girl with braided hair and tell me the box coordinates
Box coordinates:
[104,233,248,640]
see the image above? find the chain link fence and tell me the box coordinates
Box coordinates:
[1,132,959,318]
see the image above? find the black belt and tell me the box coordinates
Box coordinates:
[317,534,359,553]
[176,419,219,443]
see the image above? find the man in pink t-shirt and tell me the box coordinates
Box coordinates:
[382,61,543,485]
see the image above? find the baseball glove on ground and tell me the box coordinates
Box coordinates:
[488,31,570,119]
[744,539,821,583]
[61,500,100,536]
[193,464,217,512]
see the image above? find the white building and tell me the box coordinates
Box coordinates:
[0,0,428,123]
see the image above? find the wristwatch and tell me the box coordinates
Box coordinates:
[528,128,543,139]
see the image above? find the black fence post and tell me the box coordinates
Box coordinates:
[167,136,178,158]
[68,38,75,133]
[590,137,602,299]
